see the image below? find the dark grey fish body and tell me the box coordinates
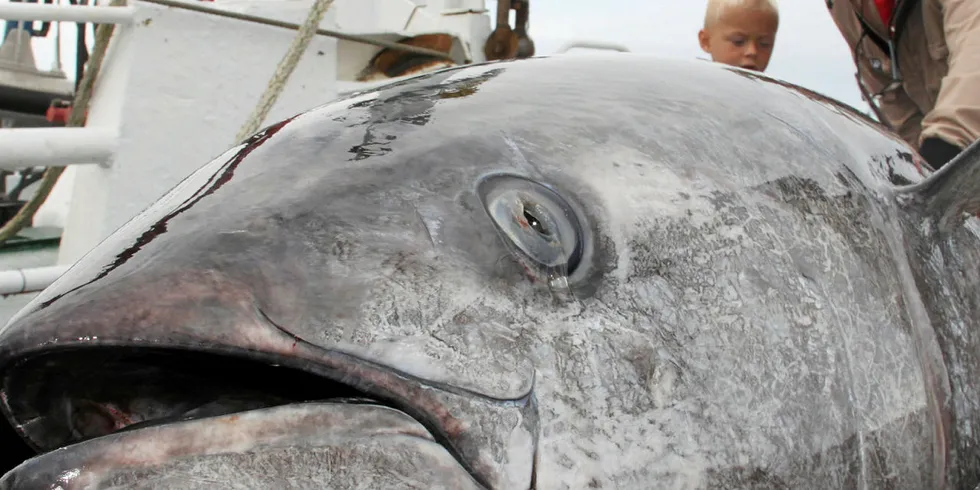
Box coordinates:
[0,55,978,489]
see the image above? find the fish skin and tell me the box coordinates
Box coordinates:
[0,55,978,489]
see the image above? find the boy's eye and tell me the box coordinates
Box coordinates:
[729,38,746,46]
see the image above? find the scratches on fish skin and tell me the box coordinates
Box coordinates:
[428,331,457,353]
[764,111,817,148]
[90,440,484,489]
[255,307,532,403]
[559,301,590,322]
[414,205,436,248]
[501,133,541,175]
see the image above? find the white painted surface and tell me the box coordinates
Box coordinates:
[332,0,489,80]
[52,19,135,264]
[31,166,73,229]
[333,0,425,33]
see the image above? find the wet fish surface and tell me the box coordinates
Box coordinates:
[0,54,979,489]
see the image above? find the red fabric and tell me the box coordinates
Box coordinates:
[873,0,895,25]
[45,103,72,124]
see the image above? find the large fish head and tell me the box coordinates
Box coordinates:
[0,55,960,489]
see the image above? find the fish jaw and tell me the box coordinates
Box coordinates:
[0,282,538,490]
[0,401,484,490]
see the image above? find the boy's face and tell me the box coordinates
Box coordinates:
[698,8,778,72]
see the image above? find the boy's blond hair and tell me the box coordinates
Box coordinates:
[703,0,779,29]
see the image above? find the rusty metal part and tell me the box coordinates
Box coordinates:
[493,0,511,30]
[483,27,519,61]
[513,1,534,59]
[357,34,458,81]
[483,0,530,61]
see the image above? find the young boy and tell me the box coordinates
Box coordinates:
[698,0,779,72]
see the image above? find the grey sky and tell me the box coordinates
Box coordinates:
[489,0,871,114]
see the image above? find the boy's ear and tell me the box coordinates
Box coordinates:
[698,29,711,53]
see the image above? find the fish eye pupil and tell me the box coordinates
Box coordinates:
[522,206,549,236]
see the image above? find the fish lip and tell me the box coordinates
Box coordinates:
[0,293,538,489]
[1,401,485,490]
[0,341,534,489]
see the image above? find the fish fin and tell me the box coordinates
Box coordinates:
[897,138,980,232]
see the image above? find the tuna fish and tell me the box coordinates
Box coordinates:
[0,54,979,489]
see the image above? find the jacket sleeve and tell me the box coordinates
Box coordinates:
[920,0,980,150]
[828,1,924,147]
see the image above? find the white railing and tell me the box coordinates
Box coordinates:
[0,1,134,292]
[0,127,117,169]
[0,2,135,23]
[0,265,69,295]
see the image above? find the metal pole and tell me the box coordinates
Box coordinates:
[0,3,136,24]
[138,0,460,62]
[0,265,70,295]
[52,0,63,72]
[0,128,116,169]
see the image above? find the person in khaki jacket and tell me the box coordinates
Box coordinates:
[827,0,980,169]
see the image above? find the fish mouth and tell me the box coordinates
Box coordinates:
[0,347,494,489]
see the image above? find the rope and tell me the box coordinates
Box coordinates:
[235,0,334,144]
[0,0,125,246]
[139,0,455,63]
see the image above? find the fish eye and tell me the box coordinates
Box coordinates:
[477,173,585,281]
[523,205,549,236]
